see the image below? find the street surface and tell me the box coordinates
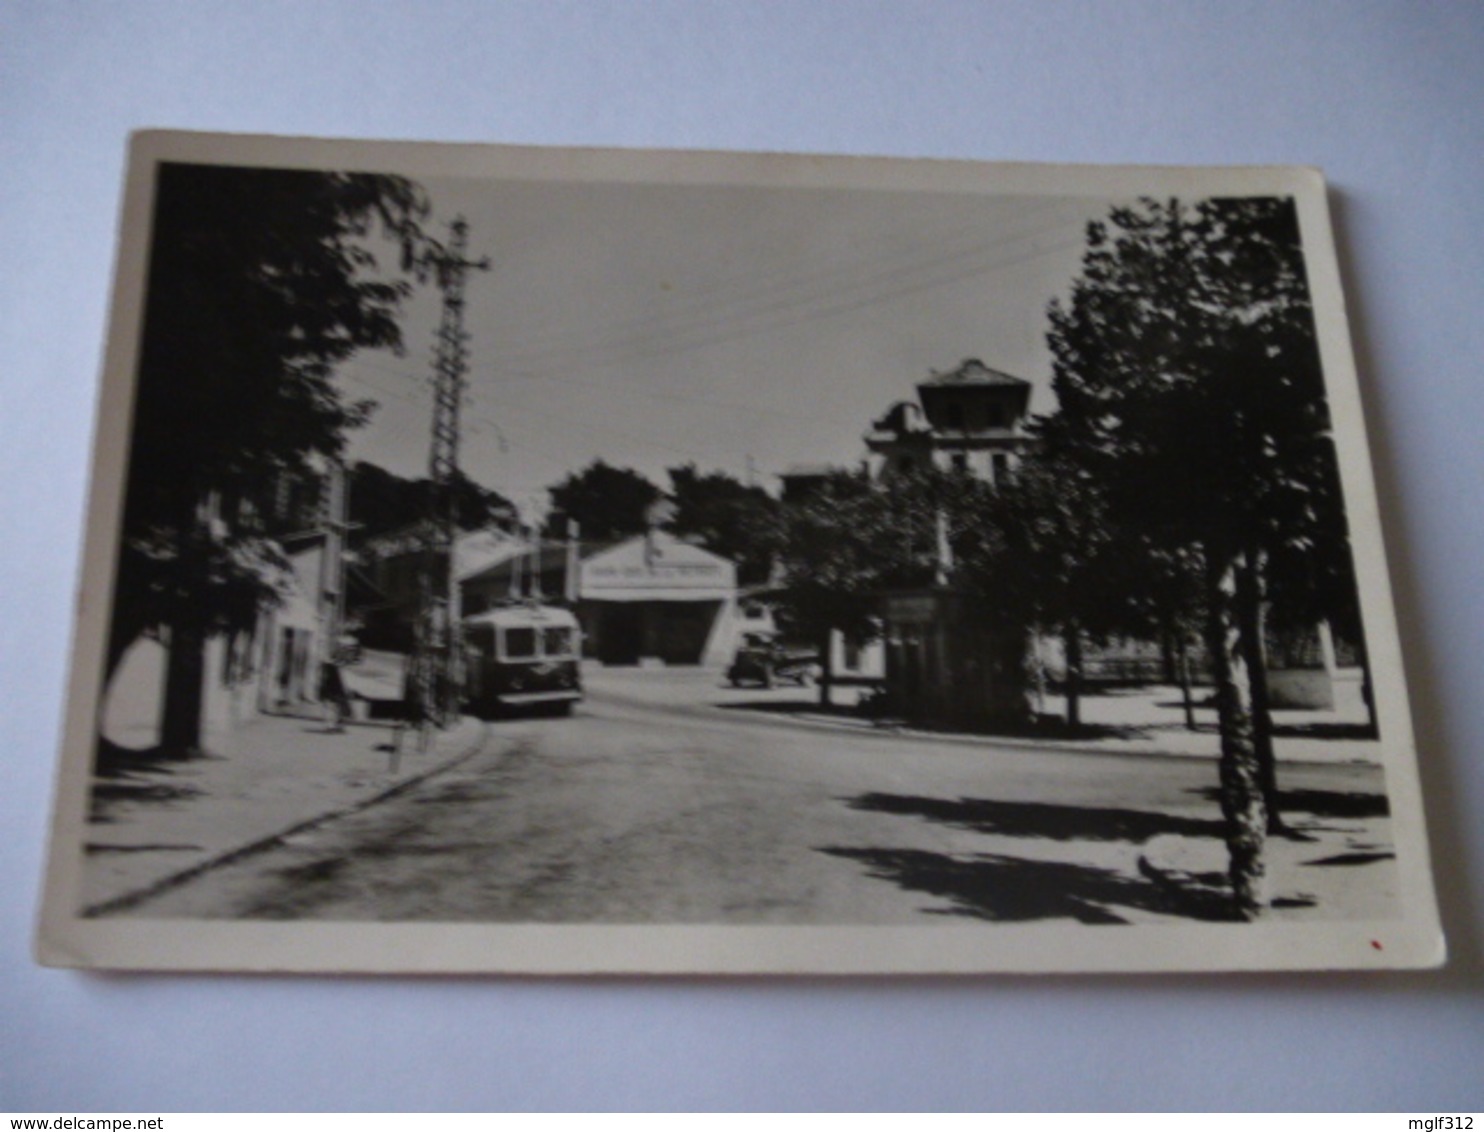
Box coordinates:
[131,667,1397,924]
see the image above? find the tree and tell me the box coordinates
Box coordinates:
[545,460,662,542]
[107,162,431,760]
[774,471,895,705]
[988,447,1122,726]
[774,467,962,705]
[665,465,785,587]
[349,461,517,539]
[1044,196,1362,916]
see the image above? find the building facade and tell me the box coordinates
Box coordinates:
[577,532,739,666]
[865,357,1035,484]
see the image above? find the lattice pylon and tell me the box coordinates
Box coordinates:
[412,216,489,726]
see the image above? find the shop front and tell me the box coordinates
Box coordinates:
[578,533,738,667]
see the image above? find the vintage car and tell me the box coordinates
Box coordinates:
[725,635,820,688]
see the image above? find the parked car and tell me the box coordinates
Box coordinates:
[726,636,820,688]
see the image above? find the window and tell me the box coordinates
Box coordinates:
[502,627,537,659]
[992,453,1009,483]
[950,452,969,473]
[542,626,574,657]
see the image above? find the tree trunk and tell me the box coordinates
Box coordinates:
[1177,634,1196,731]
[159,619,206,757]
[817,629,834,707]
[157,498,210,758]
[1063,623,1083,728]
[1235,549,1284,831]
[1204,545,1269,919]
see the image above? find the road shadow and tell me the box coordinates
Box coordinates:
[844,791,1226,843]
[717,699,858,718]
[718,701,1150,741]
[1269,721,1379,741]
[1189,785,1390,819]
[820,846,1234,923]
[1013,715,1153,741]
[1148,705,1378,743]
[94,737,206,776]
[87,770,205,825]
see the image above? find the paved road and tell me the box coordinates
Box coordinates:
[132,671,1395,924]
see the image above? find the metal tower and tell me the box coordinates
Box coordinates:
[412,216,489,725]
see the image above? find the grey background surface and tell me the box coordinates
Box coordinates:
[2,0,1480,1111]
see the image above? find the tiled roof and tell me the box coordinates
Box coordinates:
[919,357,1029,388]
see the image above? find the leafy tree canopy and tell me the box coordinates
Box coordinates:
[110,163,432,656]
[349,461,517,540]
[665,464,784,586]
[1047,199,1326,539]
[773,468,964,644]
[1043,195,1355,630]
[545,460,662,542]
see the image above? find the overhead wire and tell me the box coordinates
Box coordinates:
[481,202,1074,372]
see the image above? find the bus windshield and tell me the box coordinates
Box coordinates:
[501,626,537,660]
[542,626,574,657]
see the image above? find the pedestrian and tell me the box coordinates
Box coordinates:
[319,634,357,733]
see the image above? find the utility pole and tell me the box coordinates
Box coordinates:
[412,216,490,726]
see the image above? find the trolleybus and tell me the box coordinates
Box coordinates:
[462,603,583,717]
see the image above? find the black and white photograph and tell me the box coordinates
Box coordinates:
[37,132,1442,974]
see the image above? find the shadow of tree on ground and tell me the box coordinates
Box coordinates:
[715,701,1150,740]
[845,792,1226,843]
[1271,720,1378,740]
[820,846,1235,923]
[1189,786,1390,819]
[717,700,861,719]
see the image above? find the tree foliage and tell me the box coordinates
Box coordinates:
[1045,197,1345,587]
[665,464,785,587]
[545,460,662,542]
[773,471,894,663]
[108,162,433,757]
[349,461,517,539]
[1042,195,1362,915]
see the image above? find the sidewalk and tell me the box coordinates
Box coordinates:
[584,665,1384,767]
[81,712,488,915]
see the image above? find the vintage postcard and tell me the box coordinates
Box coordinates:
[37,131,1444,973]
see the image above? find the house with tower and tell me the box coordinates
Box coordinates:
[864,357,1035,484]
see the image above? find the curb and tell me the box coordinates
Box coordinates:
[82,720,491,918]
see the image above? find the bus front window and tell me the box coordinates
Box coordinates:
[502,627,537,660]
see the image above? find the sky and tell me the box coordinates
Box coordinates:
[332,171,1106,522]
